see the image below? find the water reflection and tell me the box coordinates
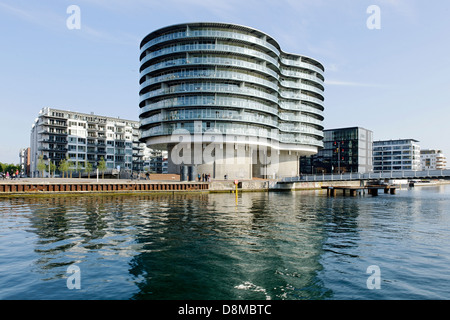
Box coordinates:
[128,192,333,300]
[4,192,334,299]
[2,185,449,299]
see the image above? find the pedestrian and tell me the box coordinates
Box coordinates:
[6,172,9,179]
[198,173,201,182]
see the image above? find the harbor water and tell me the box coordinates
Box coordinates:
[1,185,449,300]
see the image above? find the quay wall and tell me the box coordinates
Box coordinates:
[0,178,207,196]
[5,178,444,197]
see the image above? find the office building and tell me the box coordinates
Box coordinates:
[139,22,325,179]
[421,149,447,170]
[30,107,150,177]
[300,127,373,174]
[373,139,421,172]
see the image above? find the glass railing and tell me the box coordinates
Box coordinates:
[141,43,280,69]
[279,80,324,96]
[140,112,279,128]
[140,96,279,116]
[141,28,281,57]
[140,84,279,104]
[280,68,324,85]
[278,102,323,116]
[280,56,324,74]
[140,56,279,80]
[141,124,323,147]
[140,69,278,92]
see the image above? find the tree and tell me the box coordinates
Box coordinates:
[85,161,93,179]
[98,157,107,179]
[58,158,68,178]
[76,162,84,179]
[37,155,46,178]
[48,161,56,178]
[67,159,75,178]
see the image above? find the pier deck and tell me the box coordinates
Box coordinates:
[322,185,398,196]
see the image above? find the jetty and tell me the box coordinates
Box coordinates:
[322,184,398,197]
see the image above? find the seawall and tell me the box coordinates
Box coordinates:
[0,177,368,197]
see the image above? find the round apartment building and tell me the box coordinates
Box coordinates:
[139,22,325,180]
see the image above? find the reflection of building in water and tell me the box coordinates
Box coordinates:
[19,192,336,299]
[128,192,333,299]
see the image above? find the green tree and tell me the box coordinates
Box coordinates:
[76,162,84,179]
[48,161,56,178]
[85,161,93,179]
[98,157,107,179]
[67,159,75,178]
[37,155,46,178]
[58,159,68,178]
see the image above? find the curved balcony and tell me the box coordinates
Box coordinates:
[140,69,279,93]
[140,42,280,70]
[140,96,279,118]
[140,84,279,105]
[139,23,325,152]
[141,27,281,57]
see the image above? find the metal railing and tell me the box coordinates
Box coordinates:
[281,170,450,182]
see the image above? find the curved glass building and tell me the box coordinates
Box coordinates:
[139,22,325,179]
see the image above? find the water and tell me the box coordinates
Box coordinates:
[1,185,449,300]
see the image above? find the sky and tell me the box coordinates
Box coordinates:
[1,0,449,164]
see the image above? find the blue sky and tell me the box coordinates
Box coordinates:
[1,0,449,164]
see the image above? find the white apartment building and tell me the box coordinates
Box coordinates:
[421,149,447,170]
[373,139,421,172]
[30,107,150,177]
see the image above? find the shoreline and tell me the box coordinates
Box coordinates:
[1,178,449,198]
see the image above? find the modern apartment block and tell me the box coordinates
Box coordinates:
[143,148,169,174]
[300,127,373,174]
[19,147,31,176]
[139,22,325,179]
[373,139,421,172]
[30,107,148,177]
[421,149,447,170]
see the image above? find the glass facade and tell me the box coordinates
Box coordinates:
[139,23,324,149]
[300,127,373,174]
[139,23,325,178]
